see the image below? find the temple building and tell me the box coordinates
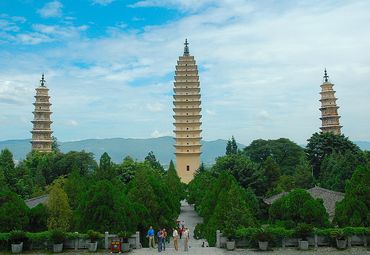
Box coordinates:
[319,69,342,135]
[173,39,202,183]
[31,74,53,152]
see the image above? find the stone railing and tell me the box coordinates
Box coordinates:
[104,231,141,250]
[216,230,368,249]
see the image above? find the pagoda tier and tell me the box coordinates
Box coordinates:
[31,74,53,152]
[173,39,202,184]
[319,69,342,135]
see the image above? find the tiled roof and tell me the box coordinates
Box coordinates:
[307,186,344,218]
[263,192,288,205]
[263,186,344,219]
[24,195,48,208]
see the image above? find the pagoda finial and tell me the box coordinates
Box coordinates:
[40,73,46,87]
[323,68,329,82]
[184,39,189,56]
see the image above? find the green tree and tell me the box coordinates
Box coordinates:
[52,136,60,153]
[244,138,305,175]
[319,150,366,192]
[76,179,136,233]
[0,190,29,231]
[212,154,259,193]
[334,165,370,226]
[293,159,314,189]
[269,189,329,227]
[116,156,137,184]
[46,180,72,231]
[261,157,281,195]
[188,171,215,207]
[145,151,164,173]
[28,204,48,232]
[96,152,115,179]
[305,132,361,178]
[205,182,256,245]
[165,160,183,201]
[0,148,16,188]
[226,136,238,155]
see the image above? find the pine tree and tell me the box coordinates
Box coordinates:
[0,149,16,188]
[46,180,72,231]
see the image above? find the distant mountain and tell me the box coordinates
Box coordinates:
[1,137,368,165]
[354,141,370,151]
[0,136,244,165]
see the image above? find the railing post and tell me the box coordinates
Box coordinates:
[105,231,109,250]
[136,231,141,249]
[364,235,367,247]
[348,236,352,248]
[74,232,79,251]
[216,230,221,248]
[314,234,318,248]
[282,238,285,248]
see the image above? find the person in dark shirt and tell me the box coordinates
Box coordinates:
[157,229,162,252]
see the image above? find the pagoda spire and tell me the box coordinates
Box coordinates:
[31,74,53,152]
[319,69,342,135]
[40,73,46,86]
[173,40,202,183]
[184,39,189,56]
[323,68,329,82]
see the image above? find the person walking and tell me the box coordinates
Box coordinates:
[161,228,167,251]
[172,227,179,251]
[179,226,183,239]
[157,229,163,252]
[147,226,155,249]
[184,227,190,251]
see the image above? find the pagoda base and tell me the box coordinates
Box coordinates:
[176,154,200,184]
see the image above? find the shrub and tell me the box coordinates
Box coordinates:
[9,230,27,244]
[295,223,313,240]
[330,229,346,240]
[26,231,50,243]
[87,230,102,242]
[254,227,273,242]
[0,190,29,231]
[118,231,131,242]
[49,229,66,244]
[269,189,329,227]
[28,204,48,232]
[194,224,204,240]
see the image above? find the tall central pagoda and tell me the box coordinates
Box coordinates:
[31,74,53,152]
[319,69,342,135]
[173,39,202,183]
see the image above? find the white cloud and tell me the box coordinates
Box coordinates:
[0,19,20,32]
[38,1,63,18]
[66,120,79,126]
[257,110,271,121]
[92,0,114,6]
[206,109,216,116]
[146,102,164,112]
[129,0,218,12]
[151,130,171,138]
[1,1,370,144]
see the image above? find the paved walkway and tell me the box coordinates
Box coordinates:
[129,201,370,255]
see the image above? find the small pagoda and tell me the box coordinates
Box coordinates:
[173,39,202,183]
[319,69,342,135]
[31,74,53,152]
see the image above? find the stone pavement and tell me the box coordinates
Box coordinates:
[129,247,370,255]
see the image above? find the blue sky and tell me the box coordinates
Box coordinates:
[0,0,370,145]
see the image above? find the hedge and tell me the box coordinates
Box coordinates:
[235,226,369,240]
[0,231,91,243]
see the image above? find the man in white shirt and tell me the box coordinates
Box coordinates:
[172,228,179,251]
